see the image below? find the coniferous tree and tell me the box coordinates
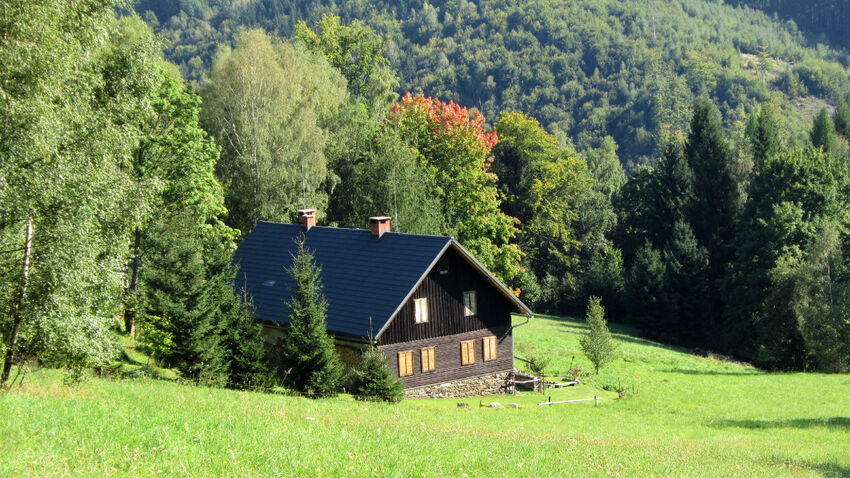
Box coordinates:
[684,98,740,340]
[745,104,782,167]
[209,250,275,390]
[349,345,405,403]
[279,236,343,397]
[685,98,739,260]
[579,297,617,374]
[142,218,229,385]
[663,221,710,345]
[626,243,670,332]
[833,101,850,140]
[811,108,837,155]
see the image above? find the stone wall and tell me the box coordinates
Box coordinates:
[404,371,513,399]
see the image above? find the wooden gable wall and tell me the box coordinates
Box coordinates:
[377,247,517,389]
[377,247,515,345]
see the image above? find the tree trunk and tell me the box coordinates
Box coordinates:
[2,218,33,388]
[124,228,141,335]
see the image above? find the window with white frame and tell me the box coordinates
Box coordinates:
[463,290,477,316]
[414,297,429,323]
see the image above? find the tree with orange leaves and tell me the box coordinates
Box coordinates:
[387,93,523,284]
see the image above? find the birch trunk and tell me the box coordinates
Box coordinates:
[2,218,33,387]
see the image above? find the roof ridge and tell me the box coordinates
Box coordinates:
[255,221,452,240]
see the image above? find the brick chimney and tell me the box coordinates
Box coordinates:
[297,209,316,230]
[369,216,391,238]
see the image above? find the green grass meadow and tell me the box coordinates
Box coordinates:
[1,315,848,476]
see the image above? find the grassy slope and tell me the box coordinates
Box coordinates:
[1,316,848,477]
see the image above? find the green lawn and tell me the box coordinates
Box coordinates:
[1,315,848,476]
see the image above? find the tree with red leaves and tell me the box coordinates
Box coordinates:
[387,93,523,284]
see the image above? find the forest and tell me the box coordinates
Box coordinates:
[2,0,849,397]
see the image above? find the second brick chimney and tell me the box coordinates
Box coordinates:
[369,216,391,238]
[297,209,316,230]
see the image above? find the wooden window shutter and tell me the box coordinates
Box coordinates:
[483,336,497,361]
[460,340,475,365]
[398,351,413,377]
[421,347,435,372]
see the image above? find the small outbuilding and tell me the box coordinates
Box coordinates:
[233,210,533,397]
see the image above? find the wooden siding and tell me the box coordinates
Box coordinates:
[378,248,515,345]
[379,327,514,388]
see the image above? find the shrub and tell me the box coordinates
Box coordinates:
[349,346,404,403]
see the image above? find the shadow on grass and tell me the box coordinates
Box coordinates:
[661,368,763,376]
[806,461,850,477]
[714,417,850,431]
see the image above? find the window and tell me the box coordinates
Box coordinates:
[439,256,449,275]
[483,335,497,361]
[460,340,476,365]
[414,297,429,323]
[421,347,436,372]
[463,290,477,316]
[398,350,413,377]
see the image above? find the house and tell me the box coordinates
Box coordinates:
[233,209,533,397]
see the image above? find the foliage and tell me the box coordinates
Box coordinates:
[771,222,850,373]
[98,16,234,334]
[296,14,394,111]
[0,0,133,385]
[348,345,404,403]
[201,29,346,235]
[579,297,618,374]
[278,236,343,398]
[387,93,523,284]
[722,145,849,368]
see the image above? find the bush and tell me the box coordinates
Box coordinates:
[349,346,404,403]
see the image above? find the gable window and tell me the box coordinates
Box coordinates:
[398,350,414,377]
[439,256,449,275]
[414,297,429,323]
[421,347,436,372]
[483,335,497,362]
[460,340,476,365]
[463,290,477,316]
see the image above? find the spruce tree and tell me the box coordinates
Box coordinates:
[662,221,710,345]
[684,98,740,338]
[811,108,837,155]
[141,219,229,385]
[833,101,850,140]
[685,97,738,257]
[279,236,343,397]
[745,105,782,167]
[626,243,670,334]
[579,297,617,374]
[349,346,405,403]
[208,247,275,390]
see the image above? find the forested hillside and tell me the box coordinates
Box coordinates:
[726,0,850,52]
[133,0,850,166]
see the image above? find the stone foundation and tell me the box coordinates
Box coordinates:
[404,371,513,399]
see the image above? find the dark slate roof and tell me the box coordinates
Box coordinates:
[233,221,531,341]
